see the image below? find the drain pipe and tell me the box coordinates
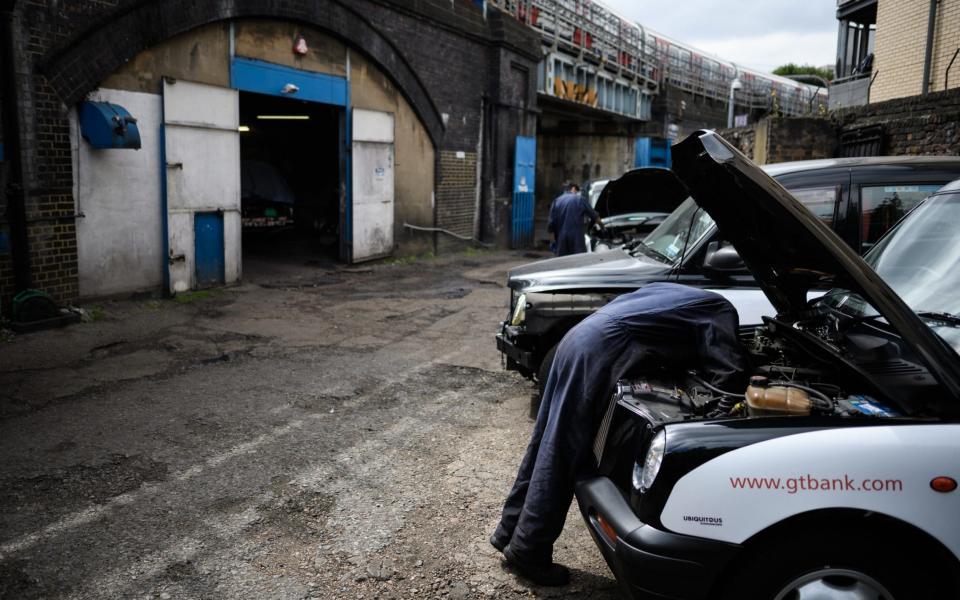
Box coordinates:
[922,0,940,95]
[0,2,32,294]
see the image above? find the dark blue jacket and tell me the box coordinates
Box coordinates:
[547,192,597,255]
[494,283,748,562]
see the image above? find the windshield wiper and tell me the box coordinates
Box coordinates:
[917,311,960,327]
[631,241,673,264]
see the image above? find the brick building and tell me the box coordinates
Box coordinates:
[833,0,960,108]
[0,0,539,312]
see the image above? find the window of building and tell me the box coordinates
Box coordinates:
[835,0,877,80]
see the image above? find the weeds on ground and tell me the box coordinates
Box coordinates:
[172,289,221,304]
[462,245,491,256]
[86,305,107,322]
[384,251,436,266]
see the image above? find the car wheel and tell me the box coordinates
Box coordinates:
[719,527,951,600]
[531,342,559,419]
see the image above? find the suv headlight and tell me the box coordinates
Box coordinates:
[511,293,527,326]
[633,429,666,493]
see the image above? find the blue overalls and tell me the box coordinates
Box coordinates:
[492,283,748,563]
[548,192,597,256]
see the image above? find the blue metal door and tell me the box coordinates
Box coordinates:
[194,212,225,288]
[635,137,671,169]
[512,136,537,248]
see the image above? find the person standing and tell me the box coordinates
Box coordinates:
[490,283,748,586]
[547,182,602,256]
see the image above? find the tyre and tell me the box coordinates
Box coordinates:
[719,524,954,600]
[531,342,559,419]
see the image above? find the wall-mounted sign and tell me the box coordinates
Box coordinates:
[293,36,309,56]
[517,175,529,193]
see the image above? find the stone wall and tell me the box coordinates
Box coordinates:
[718,117,836,165]
[717,125,756,161]
[834,87,960,155]
[718,86,960,164]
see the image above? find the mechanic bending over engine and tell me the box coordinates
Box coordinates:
[491,282,748,586]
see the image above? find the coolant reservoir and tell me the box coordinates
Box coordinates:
[745,376,811,416]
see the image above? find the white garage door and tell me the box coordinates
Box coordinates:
[352,109,395,262]
[162,78,241,293]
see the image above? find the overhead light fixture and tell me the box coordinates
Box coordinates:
[256,115,310,120]
[238,125,251,132]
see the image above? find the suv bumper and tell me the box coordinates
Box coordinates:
[496,326,536,372]
[575,477,740,600]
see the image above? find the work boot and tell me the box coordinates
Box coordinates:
[502,544,571,587]
[489,533,508,553]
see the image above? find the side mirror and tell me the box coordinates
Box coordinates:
[703,241,745,272]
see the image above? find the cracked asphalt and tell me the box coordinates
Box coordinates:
[0,250,620,599]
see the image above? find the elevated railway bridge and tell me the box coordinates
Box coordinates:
[481,0,827,245]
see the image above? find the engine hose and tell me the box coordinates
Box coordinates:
[688,372,742,398]
[770,381,834,410]
[717,396,738,415]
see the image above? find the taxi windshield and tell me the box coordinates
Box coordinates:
[820,189,960,353]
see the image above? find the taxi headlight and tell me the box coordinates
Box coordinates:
[633,429,666,493]
[511,293,527,326]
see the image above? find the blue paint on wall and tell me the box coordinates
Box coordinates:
[194,212,225,288]
[230,57,348,106]
[0,231,9,253]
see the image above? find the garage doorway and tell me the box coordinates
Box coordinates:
[239,91,343,273]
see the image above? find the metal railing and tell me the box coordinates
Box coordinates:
[487,0,826,120]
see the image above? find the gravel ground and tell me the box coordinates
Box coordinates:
[0,250,620,599]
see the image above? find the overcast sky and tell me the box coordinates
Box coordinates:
[601,0,838,73]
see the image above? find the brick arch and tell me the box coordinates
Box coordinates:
[37,0,444,147]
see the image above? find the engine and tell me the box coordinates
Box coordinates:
[592,314,912,472]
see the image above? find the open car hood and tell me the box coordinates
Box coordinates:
[593,167,688,219]
[672,130,960,399]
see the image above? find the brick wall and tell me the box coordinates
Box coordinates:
[0,53,10,316]
[26,75,79,305]
[872,0,960,102]
[1,0,540,309]
[436,150,477,251]
[930,0,960,93]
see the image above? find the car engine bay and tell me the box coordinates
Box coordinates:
[592,307,948,488]
[618,307,950,424]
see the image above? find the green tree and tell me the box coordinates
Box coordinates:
[773,63,834,83]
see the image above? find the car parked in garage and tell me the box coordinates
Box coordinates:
[498,154,960,409]
[576,131,960,600]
